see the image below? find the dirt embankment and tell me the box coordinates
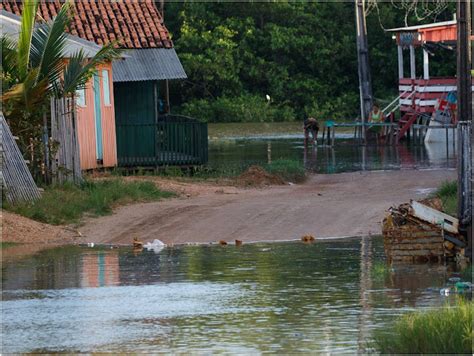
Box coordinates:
[2,169,456,246]
[80,169,456,245]
[1,210,77,244]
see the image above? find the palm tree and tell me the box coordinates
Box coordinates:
[1,0,121,183]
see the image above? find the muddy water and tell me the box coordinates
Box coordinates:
[209,138,456,173]
[207,123,456,173]
[1,238,462,353]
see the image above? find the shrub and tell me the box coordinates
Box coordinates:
[434,180,457,216]
[374,299,473,354]
[178,94,295,123]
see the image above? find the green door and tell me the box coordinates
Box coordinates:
[114,81,156,165]
[93,72,103,161]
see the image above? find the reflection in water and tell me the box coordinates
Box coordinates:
[209,138,456,174]
[81,252,119,288]
[1,238,462,353]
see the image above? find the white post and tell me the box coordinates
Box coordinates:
[397,45,404,79]
[409,45,416,79]
[423,47,430,79]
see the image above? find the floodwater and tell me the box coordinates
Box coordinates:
[1,238,463,353]
[207,123,457,173]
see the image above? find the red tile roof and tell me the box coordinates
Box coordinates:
[0,0,173,49]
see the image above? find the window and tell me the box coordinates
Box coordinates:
[76,88,86,107]
[102,69,111,106]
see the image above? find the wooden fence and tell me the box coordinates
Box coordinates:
[50,97,82,184]
[1,112,41,204]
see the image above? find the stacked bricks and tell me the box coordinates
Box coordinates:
[383,215,445,264]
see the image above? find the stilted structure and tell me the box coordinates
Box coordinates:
[386,20,474,144]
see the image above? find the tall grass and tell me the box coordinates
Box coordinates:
[5,179,174,225]
[374,299,473,354]
[434,180,457,216]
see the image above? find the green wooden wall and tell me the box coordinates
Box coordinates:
[114,80,208,167]
[114,81,156,161]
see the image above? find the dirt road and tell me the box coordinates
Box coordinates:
[79,169,456,245]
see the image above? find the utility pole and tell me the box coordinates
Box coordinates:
[456,0,472,255]
[355,0,373,141]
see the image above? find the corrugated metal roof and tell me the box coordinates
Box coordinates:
[1,10,102,58]
[112,48,187,82]
[386,20,456,32]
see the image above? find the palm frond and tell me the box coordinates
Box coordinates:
[17,0,39,79]
[60,43,123,96]
[30,1,70,86]
[1,36,19,89]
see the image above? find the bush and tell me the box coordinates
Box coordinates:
[434,180,457,216]
[6,179,174,225]
[178,94,295,123]
[374,299,473,354]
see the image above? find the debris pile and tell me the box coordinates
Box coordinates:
[383,200,466,264]
[236,166,285,187]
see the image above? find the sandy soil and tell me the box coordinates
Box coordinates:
[77,169,456,245]
[1,210,77,244]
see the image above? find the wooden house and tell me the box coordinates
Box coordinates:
[2,0,207,168]
[1,9,118,170]
[386,20,474,143]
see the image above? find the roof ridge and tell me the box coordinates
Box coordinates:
[0,0,174,49]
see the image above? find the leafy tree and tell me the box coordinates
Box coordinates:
[165,1,455,123]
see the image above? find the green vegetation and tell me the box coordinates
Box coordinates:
[0,242,19,249]
[165,2,456,123]
[264,159,306,183]
[374,299,473,354]
[371,261,390,280]
[5,179,174,225]
[434,180,457,216]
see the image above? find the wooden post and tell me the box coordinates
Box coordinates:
[456,0,472,239]
[165,79,170,113]
[409,45,416,79]
[397,45,404,79]
[423,47,430,80]
[355,0,373,142]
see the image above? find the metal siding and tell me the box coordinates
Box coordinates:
[112,48,187,82]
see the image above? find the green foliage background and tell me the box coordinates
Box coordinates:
[164,1,456,123]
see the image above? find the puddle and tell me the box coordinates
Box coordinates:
[1,237,464,353]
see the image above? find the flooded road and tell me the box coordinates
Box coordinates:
[1,238,462,353]
[209,137,456,173]
[207,122,456,173]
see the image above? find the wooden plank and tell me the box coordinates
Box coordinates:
[410,200,459,234]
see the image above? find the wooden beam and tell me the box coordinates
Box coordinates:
[409,45,416,79]
[398,45,404,79]
[423,47,430,79]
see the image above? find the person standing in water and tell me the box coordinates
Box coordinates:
[304,117,319,145]
[368,102,384,144]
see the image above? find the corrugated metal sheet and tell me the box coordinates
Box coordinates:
[112,48,187,82]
